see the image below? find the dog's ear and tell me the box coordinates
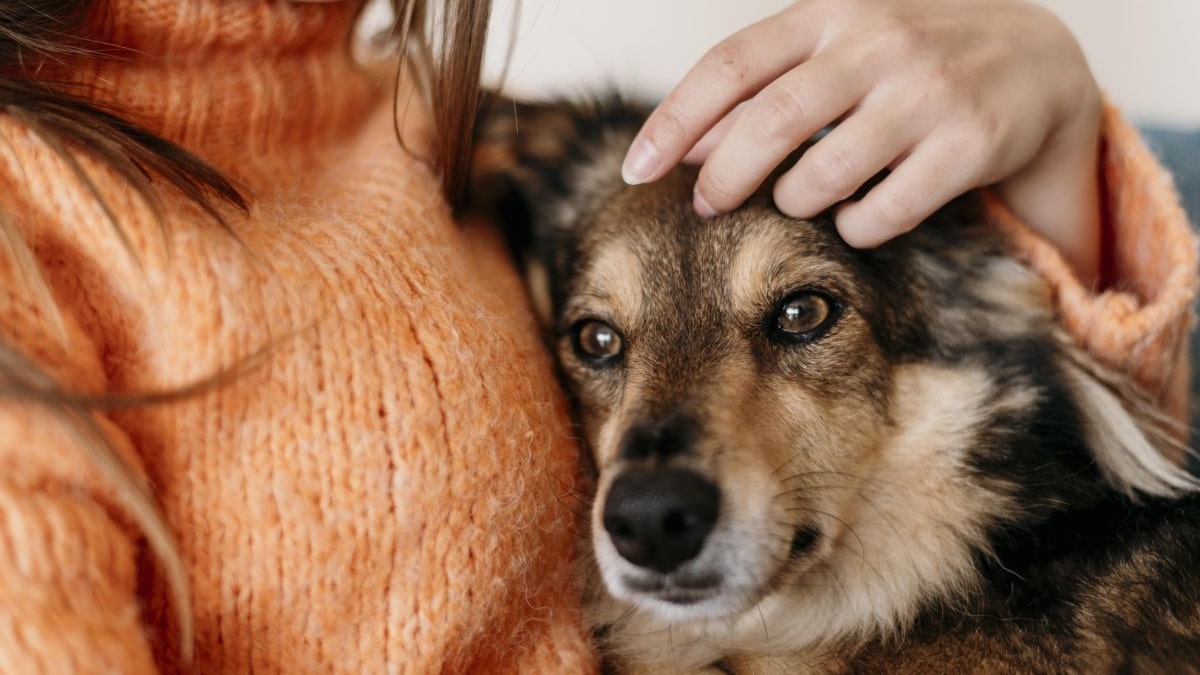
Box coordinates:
[468,94,650,323]
[471,95,647,204]
[469,94,649,240]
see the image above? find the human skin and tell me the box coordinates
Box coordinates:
[623,0,1102,284]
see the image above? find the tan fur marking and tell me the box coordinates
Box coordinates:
[966,258,1055,339]
[728,227,792,312]
[1059,344,1200,496]
[727,225,849,312]
[571,240,645,330]
[524,260,553,326]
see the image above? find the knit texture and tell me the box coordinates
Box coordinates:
[0,1,595,673]
[0,2,1195,673]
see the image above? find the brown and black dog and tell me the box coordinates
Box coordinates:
[470,98,1200,674]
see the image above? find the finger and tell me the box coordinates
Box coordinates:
[683,106,742,165]
[692,55,868,216]
[834,138,984,249]
[623,5,821,185]
[772,104,920,220]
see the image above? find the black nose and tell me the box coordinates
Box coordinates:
[602,469,720,574]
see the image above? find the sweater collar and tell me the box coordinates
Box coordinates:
[59,0,383,179]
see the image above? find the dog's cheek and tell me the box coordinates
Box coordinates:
[759,373,892,547]
[711,388,850,553]
[715,449,796,558]
[557,349,625,419]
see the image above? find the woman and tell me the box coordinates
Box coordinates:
[0,0,1193,672]
[1,0,594,671]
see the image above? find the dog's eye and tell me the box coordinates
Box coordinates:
[771,292,838,342]
[572,319,624,364]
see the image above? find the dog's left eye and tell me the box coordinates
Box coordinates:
[572,319,624,364]
[770,292,838,342]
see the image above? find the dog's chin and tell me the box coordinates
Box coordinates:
[602,567,757,622]
[594,534,788,622]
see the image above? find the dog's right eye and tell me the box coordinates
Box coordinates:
[572,319,624,365]
[769,291,840,344]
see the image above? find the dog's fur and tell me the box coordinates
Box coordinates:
[470,98,1200,674]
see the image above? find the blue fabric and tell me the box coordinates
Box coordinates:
[1140,128,1200,225]
[1139,127,1200,473]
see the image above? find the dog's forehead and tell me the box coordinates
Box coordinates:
[574,177,855,315]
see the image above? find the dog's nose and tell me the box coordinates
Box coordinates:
[602,469,719,574]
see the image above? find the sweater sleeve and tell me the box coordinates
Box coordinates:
[0,245,160,672]
[987,101,1199,427]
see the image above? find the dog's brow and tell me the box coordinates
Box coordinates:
[729,229,788,311]
[727,227,849,310]
[577,241,645,327]
[564,290,620,317]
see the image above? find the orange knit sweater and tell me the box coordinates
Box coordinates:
[0,1,1193,674]
[0,1,595,673]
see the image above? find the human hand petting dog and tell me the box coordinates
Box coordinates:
[622,0,1103,282]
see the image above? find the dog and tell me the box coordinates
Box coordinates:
[469,97,1200,674]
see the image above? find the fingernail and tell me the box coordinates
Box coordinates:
[622,139,660,185]
[694,191,718,218]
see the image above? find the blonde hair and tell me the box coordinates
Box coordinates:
[0,0,494,664]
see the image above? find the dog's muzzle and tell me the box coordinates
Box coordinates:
[602,468,720,574]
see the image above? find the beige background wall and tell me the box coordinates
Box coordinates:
[480,0,1200,127]
[1045,0,1200,126]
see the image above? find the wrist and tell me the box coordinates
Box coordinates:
[997,142,1101,285]
[998,83,1102,285]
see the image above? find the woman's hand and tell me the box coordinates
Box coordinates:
[623,0,1102,282]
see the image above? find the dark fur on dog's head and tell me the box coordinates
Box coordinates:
[470,98,1200,672]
